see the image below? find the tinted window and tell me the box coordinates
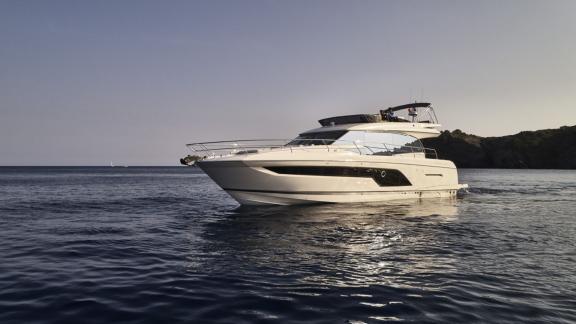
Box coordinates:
[334,131,423,155]
[287,131,347,146]
[265,166,412,187]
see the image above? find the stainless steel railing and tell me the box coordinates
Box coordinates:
[186,139,438,160]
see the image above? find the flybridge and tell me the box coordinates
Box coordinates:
[318,102,438,126]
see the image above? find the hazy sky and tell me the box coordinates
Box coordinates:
[1,0,575,165]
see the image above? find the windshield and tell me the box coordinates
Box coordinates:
[288,130,423,154]
[336,131,423,154]
[287,131,347,146]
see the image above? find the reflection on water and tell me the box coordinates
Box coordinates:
[192,199,461,289]
[181,183,576,323]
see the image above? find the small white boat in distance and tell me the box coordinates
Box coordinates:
[186,102,468,206]
[110,162,128,168]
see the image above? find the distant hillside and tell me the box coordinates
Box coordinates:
[421,126,576,169]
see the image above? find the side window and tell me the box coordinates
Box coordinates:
[333,131,365,144]
[335,131,423,155]
[372,133,423,154]
[289,130,423,155]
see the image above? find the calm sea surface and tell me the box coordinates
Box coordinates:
[0,167,575,323]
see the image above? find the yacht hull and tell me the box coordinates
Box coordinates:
[225,188,460,206]
[197,150,467,206]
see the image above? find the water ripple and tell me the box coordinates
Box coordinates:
[0,167,575,323]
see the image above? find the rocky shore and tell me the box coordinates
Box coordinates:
[422,126,576,169]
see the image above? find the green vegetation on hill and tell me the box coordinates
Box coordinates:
[422,126,576,169]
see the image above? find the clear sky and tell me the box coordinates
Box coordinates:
[1,0,575,165]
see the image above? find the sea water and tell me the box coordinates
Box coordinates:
[1,167,575,323]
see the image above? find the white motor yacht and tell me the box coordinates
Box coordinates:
[186,103,468,206]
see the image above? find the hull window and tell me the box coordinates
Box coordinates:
[265,166,412,187]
